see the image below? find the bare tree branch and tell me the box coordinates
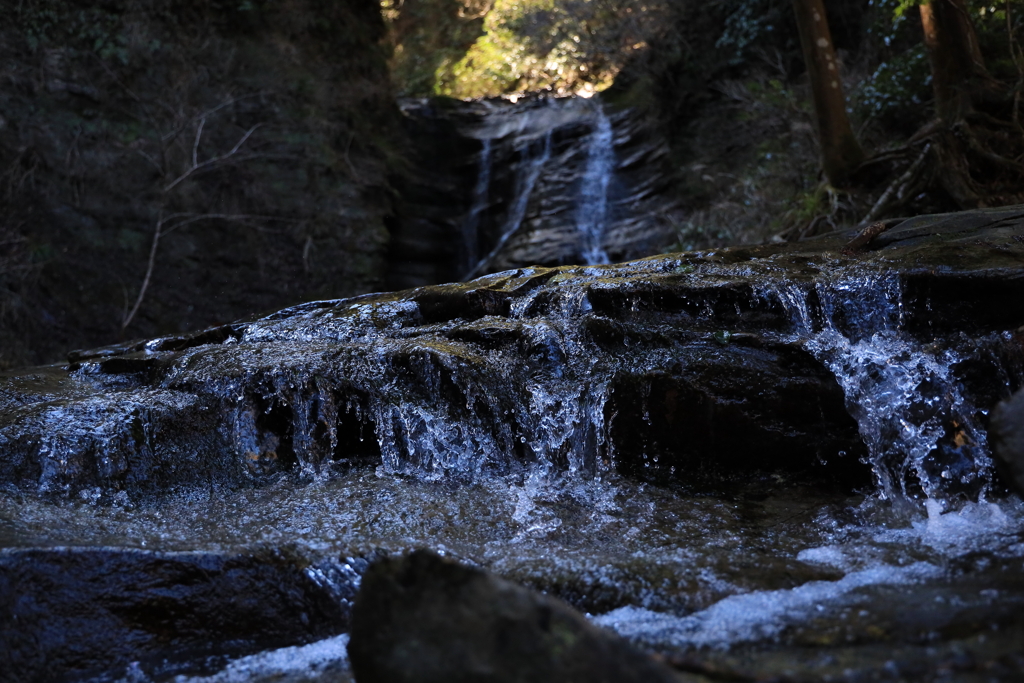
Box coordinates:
[121,211,289,332]
[192,116,206,169]
[163,122,263,193]
[122,212,166,333]
[862,143,932,225]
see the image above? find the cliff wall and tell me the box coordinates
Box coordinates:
[0,0,401,368]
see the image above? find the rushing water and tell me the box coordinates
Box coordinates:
[575,102,614,265]
[759,266,995,504]
[4,463,1023,682]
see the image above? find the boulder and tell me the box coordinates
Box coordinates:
[991,385,1024,495]
[0,548,359,683]
[347,550,695,683]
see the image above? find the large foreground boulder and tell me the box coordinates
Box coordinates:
[347,550,695,683]
[0,548,358,683]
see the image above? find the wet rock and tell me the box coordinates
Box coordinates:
[347,550,695,683]
[606,340,867,486]
[3,206,1024,503]
[991,386,1024,495]
[0,547,358,683]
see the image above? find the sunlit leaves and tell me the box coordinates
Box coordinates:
[392,0,671,99]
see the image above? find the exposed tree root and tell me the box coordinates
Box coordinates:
[778,109,1024,243]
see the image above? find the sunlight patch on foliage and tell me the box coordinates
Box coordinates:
[383,0,669,99]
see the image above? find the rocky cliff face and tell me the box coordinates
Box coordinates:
[0,0,401,369]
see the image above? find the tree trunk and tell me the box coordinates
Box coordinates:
[792,0,865,187]
[919,0,993,121]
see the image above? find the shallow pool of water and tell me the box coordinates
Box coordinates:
[4,466,1023,682]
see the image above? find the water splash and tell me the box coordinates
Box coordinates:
[169,634,351,683]
[576,103,614,265]
[761,268,993,503]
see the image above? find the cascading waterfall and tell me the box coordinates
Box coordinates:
[575,103,614,265]
[464,133,552,279]
[454,96,638,280]
[461,139,492,273]
[390,95,678,288]
[7,214,1024,683]
[760,268,993,504]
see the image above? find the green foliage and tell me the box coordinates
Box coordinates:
[969,0,1024,82]
[856,0,1024,127]
[714,0,790,64]
[13,2,130,63]
[853,46,932,124]
[381,0,489,96]
[384,0,669,98]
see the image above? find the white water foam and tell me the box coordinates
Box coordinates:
[596,493,1024,651]
[761,269,993,501]
[169,634,350,683]
[594,562,943,649]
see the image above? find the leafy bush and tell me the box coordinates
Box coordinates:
[853,46,932,127]
[714,0,792,65]
[384,0,670,98]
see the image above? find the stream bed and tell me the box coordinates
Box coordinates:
[4,470,1023,682]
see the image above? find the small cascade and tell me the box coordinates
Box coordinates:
[464,132,552,280]
[460,139,492,273]
[761,267,994,503]
[6,210,1024,510]
[576,103,614,265]
[5,212,1024,683]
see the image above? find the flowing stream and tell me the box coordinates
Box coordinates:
[760,267,995,504]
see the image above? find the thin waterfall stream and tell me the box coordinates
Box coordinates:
[390,95,677,289]
[576,102,614,265]
[464,131,552,280]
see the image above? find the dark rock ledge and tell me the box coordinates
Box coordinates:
[0,547,362,682]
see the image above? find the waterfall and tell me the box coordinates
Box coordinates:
[464,132,551,280]
[461,139,492,273]
[762,268,994,504]
[390,95,678,287]
[575,104,614,265]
